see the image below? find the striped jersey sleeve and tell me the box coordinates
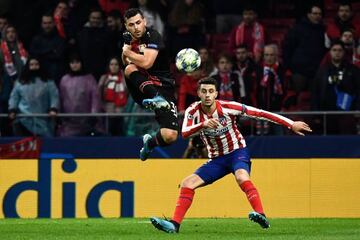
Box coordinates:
[220,101,294,129]
[182,101,203,138]
[181,100,295,159]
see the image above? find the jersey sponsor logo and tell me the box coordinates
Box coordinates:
[147,43,158,49]
[139,44,146,53]
[204,126,229,136]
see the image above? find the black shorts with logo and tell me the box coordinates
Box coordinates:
[125,75,179,131]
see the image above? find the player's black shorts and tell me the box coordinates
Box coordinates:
[125,75,179,131]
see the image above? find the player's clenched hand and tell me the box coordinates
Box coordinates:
[291,121,312,136]
[203,118,220,129]
[122,44,131,56]
[123,31,132,45]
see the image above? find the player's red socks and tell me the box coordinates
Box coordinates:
[239,180,264,214]
[172,187,195,224]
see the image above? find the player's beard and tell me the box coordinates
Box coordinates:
[133,29,144,39]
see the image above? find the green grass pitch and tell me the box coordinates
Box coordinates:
[0,218,359,240]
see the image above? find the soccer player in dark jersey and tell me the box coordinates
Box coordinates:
[150,77,312,233]
[122,8,178,160]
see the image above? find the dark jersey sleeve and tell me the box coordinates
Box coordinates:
[145,29,164,50]
[142,28,171,79]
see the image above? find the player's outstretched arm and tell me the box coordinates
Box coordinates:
[291,121,312,136]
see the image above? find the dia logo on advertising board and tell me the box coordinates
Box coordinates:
[1,153,134,218]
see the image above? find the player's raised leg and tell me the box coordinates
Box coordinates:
[140,128,178,161]
[142,95,170,111]
[124,64,170,110]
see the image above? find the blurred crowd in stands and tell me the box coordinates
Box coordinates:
[0,0,359,137]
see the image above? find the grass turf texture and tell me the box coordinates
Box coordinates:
[0,218,359,240]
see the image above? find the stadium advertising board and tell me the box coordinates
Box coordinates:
[1,156,360,218]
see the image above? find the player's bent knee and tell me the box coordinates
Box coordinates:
[180,174,203,189]
[180,178,195,189]
[235,169,250,184]
[124,64,139,77]
[162,130,178,144]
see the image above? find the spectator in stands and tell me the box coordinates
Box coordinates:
[255,44,285,135]
[107,10,123,32]
[341,29,357,63]
[0,15,8,40]
[228,5,265,63]
[177,69,202,113]
[53,1,69,39]
[8,57,59,137]
[312,40,360,134]
[354,44,360,68]
[58,54,102,136]
[106,10,124,58]
[98,57,127,135]
[30,13,66,84]
[232,44,257,105]
[212,53,244,102]
[7,0,51,49]
[325,2,360,48]
[212,0,243,34]
[283,4,326,101]
[129,0,165,36]
[198,46,217,77]
[320,29,357,65]
[77,8,113,80]
[0,25,28,136]
[65,0,102,47]
[0,25,28,79]
[69,0,101,19]
[168,0,205,58]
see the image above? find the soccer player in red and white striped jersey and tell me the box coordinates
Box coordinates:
[150,77,312,233]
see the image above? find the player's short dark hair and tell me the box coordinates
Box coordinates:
[198,77,218,90]
[124,8,144,21]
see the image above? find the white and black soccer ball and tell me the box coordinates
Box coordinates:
[175,48,201,73]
